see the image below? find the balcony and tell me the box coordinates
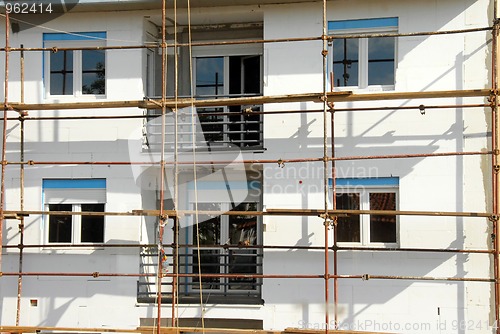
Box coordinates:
[144,97,263,152]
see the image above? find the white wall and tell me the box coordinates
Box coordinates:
[261,0,492,332]
[0,0,495,332]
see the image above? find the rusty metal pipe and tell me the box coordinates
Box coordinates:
[493,1,500,330]
[321,1,330,332]
[0,272,494,283]
[1,242,494,254]
[155,0,168,332]
[0,8,10,285]
[0,25,491,53]
[0,207,493,218]
[15,42,25,326]
[0,150,491,171]
[1,103,493,121]
[0,103,491,124]
[3,150,491,167]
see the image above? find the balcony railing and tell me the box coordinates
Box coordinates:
[137,246,263,304]
[143,95,263,152]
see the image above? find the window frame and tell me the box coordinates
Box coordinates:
[46,203,105,244]
[333,178,399,247]
[42,179,106,245]
[328,18,398,91]
[185,201,263,296]
[43,32,107,99]
[192,44,264,149]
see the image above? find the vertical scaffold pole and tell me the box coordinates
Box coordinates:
[492,1,500,332]
[157,0,168,333]
[15,43,26,326]
[1,7,10,284]
[321,0,330,332]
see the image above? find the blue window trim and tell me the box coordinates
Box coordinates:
[329,177,399,187]
[42,32,106,94]
[328,17,398,32]
[43,31,106,42]
[187,180,261,191]
[43,178,106,189]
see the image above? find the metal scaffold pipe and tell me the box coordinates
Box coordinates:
[0,271,494,283]
[0,24,491,53]
[15,42,26,326]
[0,7,9,281]
[493,0,500,330]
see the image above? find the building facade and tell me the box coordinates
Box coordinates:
[0,0,496,332]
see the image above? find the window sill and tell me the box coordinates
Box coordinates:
[337,242,399,249]
[44,94,107,102]
[332,85,395,93]
[137,296,264,305]
[41,244,106,252]
[140,146,266,154]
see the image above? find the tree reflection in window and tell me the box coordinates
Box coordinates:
[82,50,105,94]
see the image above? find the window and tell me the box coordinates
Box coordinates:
[144,45,264,151]
[179,176,262,303]
[191,202,260,292]
[328,17,397,89]
[44,32,106,97]
[332,177,398,245]
[43,179,106,244]
[194,54,263,148]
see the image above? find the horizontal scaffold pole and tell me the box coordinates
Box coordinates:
[0,272,493,282]
[5,89,491,111]
[0,208,493,218]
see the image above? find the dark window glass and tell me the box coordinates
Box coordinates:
[198,108,225,143]
[336,193,360,242]
[332,38,359,87]
[228,202,258,290]
[193,203,221,290]
[369,192,396,242]
[194,203,221,245]
[368,37,395,85]
[82,50,105,95]
[48,204,72,243]
[196,57,225,144]
[81,203,105,243]
[50,50,73,95]
[193,250,221,290]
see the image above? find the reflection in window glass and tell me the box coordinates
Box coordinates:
[196,57,224,98]
[336,193,361,242]
[194,203,221,245]
[228,202,258,290]
[193,249,221,290]
[82,50,105,95]
[50,51,73,95]
[48,204,72,243]
[193,203,222,289]
[332,38,359,87]
[198,108,224,143]
[369,192,396,242]
[368,37,395,85]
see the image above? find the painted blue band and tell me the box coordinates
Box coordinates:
[328,17,398,31]
[43,32,106,41]
[330,177,399,187]
[43,179,106,189]
[187,180,261,190]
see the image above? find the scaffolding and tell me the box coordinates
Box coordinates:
[0,0,499,333]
